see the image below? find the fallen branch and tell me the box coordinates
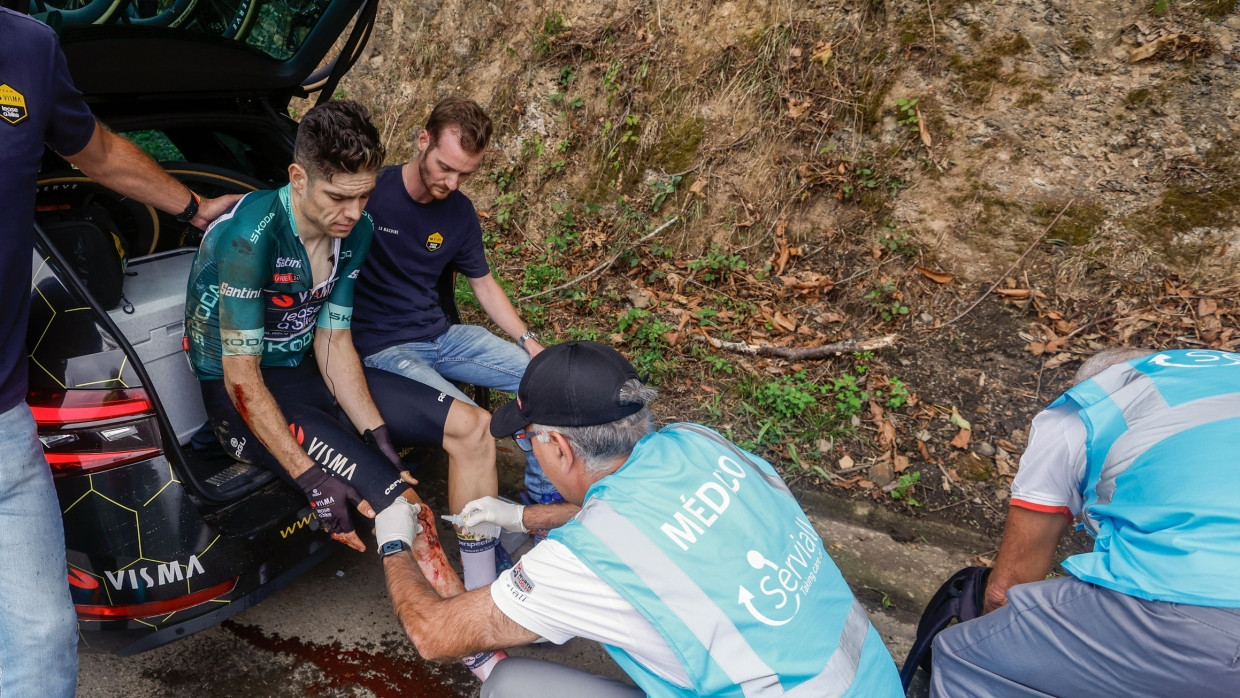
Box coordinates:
[693,332,897,359]
[517,216,679,302]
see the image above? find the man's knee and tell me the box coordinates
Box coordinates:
[444,402,492,449]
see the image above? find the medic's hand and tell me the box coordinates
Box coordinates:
[296,467,373,552]
[375,497,423,549]
[453,496,527,538]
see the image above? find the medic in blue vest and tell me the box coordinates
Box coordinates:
[374,340,904,697]
[931,348,1240,697]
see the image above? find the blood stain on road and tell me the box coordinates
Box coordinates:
[224,620,473,697]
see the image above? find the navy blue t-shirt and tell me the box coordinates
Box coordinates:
[351,165,490,356]
[1,9,98,411]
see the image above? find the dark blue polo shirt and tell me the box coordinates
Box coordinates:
[351,165,490,357]
[1,9,98,411]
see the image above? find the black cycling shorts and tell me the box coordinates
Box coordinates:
[199,360,454,511]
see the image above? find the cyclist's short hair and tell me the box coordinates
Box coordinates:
[294,100,385,182]
[423,98,492,155]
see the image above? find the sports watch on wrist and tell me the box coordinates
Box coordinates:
[175,191,201,224]
[518,330,539,349]
[378,540,410,558]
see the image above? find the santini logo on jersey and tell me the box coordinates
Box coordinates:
[275,257,303,268]
[219,282,262,299]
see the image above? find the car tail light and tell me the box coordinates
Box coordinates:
[75,577,238,621]
[28,388,163,476]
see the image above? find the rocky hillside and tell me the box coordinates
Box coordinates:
[328,0,1240,537]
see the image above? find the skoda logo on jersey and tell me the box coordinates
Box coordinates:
[0,84,28,125]
[426,232,444,252]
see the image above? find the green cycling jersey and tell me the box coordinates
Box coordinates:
[185,185,372,380]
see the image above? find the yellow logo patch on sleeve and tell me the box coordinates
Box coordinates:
[425,232,444,251]
[0,84,29,125]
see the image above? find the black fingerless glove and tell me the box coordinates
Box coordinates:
[296,467,362,535]
[363,424,405,472]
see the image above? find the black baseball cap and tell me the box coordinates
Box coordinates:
[490,341,644,437]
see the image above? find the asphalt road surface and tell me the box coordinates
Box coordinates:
[77,443,957,696]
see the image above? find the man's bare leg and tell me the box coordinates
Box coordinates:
[441,401,501,590]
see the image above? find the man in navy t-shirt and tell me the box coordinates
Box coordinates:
[1,10,234,695]
[351,99,562,526]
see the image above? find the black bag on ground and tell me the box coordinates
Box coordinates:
[38,203,128,310]
[899,565,991,691]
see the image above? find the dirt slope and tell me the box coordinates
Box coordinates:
[328,0,1240,539]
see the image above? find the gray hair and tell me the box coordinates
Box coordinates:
[533,379,657,475]
[1074,347,1155,385]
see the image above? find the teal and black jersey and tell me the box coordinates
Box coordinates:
[185,186,372,380]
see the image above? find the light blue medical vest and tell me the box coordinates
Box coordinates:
[550,424,902,697]
[1054,350,1240,607]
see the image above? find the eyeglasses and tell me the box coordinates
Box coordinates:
[513,431,534,453]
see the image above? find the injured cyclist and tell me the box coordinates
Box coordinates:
[183,100,504,595]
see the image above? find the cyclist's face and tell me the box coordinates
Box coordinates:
[291,166,377,238]
[416,127,484,201]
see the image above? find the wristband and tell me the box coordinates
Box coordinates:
[175,191,201,224]
[378,539,410,558]
[517,331,539,349]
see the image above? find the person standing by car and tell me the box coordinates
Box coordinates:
[931,348,1240,697]
[1,8,238,695]
[350,99,563,539]
[184,100,504,593]
[374,341,904,696]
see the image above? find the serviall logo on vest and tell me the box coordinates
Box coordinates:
[736,516,824,626]
[0,84,28,125]
[425,231,444,251]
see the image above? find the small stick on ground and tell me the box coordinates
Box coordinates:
[937,199,1075,329]
[693,333,897,359]
[517,216,679,303]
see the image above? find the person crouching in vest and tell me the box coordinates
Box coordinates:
[373,340,904,697]
[931,348,1240,697]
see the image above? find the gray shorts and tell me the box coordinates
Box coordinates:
[930,576,1240,697]
[481,657,645,698]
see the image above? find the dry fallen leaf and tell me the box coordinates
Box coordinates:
[916,105,933,148]
[1129,33,1211,63]
[995,288,1033,299]
[1043,352,1075,370]
[810,41,833,66]
[950,428,972,450]
[917,266,954,284]
[787,99,812,119]
[894,454,910,473]
[950,407,972,431]
[995,449,1014,477]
